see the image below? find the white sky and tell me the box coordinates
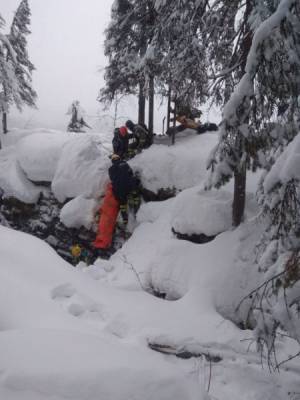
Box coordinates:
[1,0,119,130]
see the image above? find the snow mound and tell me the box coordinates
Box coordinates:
[16,132,71,182]
[171,187,232,236]
[129,133,218,192]
[0,329,201,400]
[52,134,110,202]
[0,149,42,203]
[60,195,98,229]
[1,127,65,147]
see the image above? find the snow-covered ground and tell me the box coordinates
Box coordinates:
[0,128,299,400]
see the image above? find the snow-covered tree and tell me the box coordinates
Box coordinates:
[8,0,37,110]
[0,0,36,134]
[250,133,300,367]
[100,0,158,126]
[152,0,209,111]
[203,0,300,365]
[206,0,300,226]
[67,100,90,133]
[0,15,21,135]
[100,0,136,104]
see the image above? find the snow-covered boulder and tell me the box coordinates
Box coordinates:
[129,133,218,193]
[60,195,98,229]
[171,187,232,237]
[0,149,42,203]
[16,132,71,182]
[52,135,110,202]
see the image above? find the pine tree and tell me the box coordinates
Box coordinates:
[206,0,300,226]
[0,15,21,134]
[100,0,136,104]
[152,0,209,115]
[8,0,37,110]
[1,0,36,133]
[252,133,300,365]
[100,0,158,126]
[203,0,300,361]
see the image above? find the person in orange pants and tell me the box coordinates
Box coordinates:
[93,182,120,255]
[93,154,140,260]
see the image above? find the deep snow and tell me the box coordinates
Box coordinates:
[0,128,299,400]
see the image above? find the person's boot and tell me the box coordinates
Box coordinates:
[95,248,112,260]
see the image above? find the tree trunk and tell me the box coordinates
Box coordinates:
[231,0,253,227]
[138,81,146,125]
[172,100,176,145]
[2,112,7,134]
[167,86,171,132]
[232,163,246,226]
[148,75,154,135]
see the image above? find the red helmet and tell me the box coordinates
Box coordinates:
[119,126,128,136]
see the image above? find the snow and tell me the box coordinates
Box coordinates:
[171,187,233,236]
[60,195,98,229]
[16,132,71,182]
[263,132,300,192]
[0,127,299,400]
[0,129,113,206]
[0,148,41,203]
[52,134,110,202]
[130,132,218,193]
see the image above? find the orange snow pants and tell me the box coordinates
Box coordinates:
[93,183,120,249]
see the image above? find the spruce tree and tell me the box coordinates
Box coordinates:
[0,15,21,134]
[8,0,37,110]
[100,0,136,104]
[153,0,209,114]
[205,0,300,226]
[100,0,158,126]
[1,0,36,133]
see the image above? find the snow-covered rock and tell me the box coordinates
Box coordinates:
[0,149,42,203]
[171,187,232,236]
[130,133,218,193]
[16,132,71,182]
[60,195,98,229]
[52,134,110,202]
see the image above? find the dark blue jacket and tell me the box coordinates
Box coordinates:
[108,159,138,204]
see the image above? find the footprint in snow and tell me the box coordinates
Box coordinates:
[50,283,108,322]
[51,283,76,299]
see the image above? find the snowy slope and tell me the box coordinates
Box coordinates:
[0,128,299,400]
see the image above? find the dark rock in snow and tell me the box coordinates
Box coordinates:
[141,187,176,202]
[172,227,216,244]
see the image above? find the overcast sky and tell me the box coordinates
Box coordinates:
[1,0,219,133]
[1,0,120,130]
